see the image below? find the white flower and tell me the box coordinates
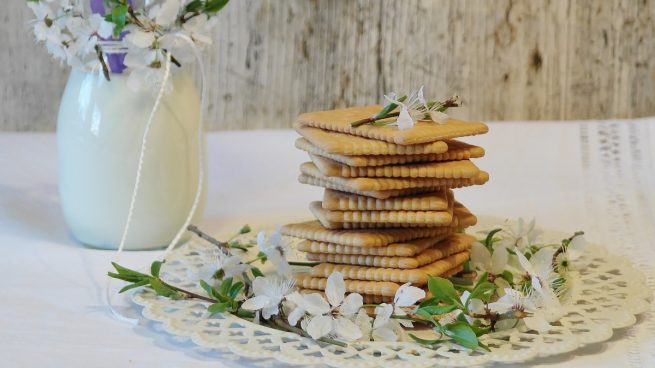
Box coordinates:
[182,14,213,47]
[515,247,561,309]
[354,309,373,341]
[389,283,425,327]
[288,272,364,341]
[241,275,294,319]
[149,0,182,28]
[257,228,291,278]
[488,288,554,333]
[557,235,586,273]
[384,86,454,130]
[499,218,542,250]
[470,241,508,275]
[125,28,157,49]
[198,250,249,282]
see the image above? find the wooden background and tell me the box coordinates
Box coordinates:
[3,0,655,131]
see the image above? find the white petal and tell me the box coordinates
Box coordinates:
[256,231,267,248]
[396,107,414,130]
[393,283,425,307]
[250,276,270,296]
[339,293,363,316]
[470,242,491,271]
[468,298,485,314]
[287,306,305,326]
[397,318,414,328]
[325,272,345,307]
[261,304,280,320]
[515,248,534,275]
[96,19,114,39]
[354,310,373,340]
[241,295,271,312]
[531,247,556,278]
[125,29,155,48]
[306,315,333,340]
[155,0,181,27]
[302,293,331,315]
[334,317,362,341]
[373,304,393,329]
[428,110,449,124]
[567,235,586,260]
[372,326,398,342]
[523,314,552,333]
[490,246,509,274]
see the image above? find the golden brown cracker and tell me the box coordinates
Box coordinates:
[296,105,489,145]
[295,138,485,167]
[310,154,480,179]
[309,250,471,285]
[296,235,449,257]
[296,125,448,155]
[301,162,489,191]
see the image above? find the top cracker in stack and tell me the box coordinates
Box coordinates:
[283,105,489,302]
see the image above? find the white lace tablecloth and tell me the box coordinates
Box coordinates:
[1,120,654,367]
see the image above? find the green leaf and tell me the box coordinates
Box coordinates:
[251,267,264,278]
[418,297,438,308]
[228,282,244,299]
[149,278,175,298]
[408,333,442,346]
[219,277,233,297]
[427,276,462,308]
[207,302,229,314]
[417,305,458,315]
[111,262,149,278]
[150,260,164,277]
[444,322,479,350]
[257,251,268,264]
[467,273,496,303]
[374,95,407,119]
[199,279,216,298]
[498,270,514,285]
[483,228,502,248]
[111,4,128,37]
[107,271,143,283]
[118,279,151,293]
[185,0,204,13]
[415,309,441,328]
[205,0,230,13]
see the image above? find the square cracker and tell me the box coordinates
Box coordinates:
[296,105,489,145]
[309,201,454,227]
[281,220,455,247]
[294,273,400,297]
[322,189,450,211]
[295,138,486,167]
[296,235,451,257]
[309,250,471,285]
[296,125,448,155]
[299,174,441,199]
[310,153,481,179]
[299,265,464,304]
[310,201,476,230]
[301,162,489,191]
[305,233,475,269]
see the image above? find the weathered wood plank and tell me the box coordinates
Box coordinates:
[2,0,655,131]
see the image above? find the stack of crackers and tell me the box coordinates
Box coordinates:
[282,106,488,303]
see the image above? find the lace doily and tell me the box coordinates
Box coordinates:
[131,221,650,367]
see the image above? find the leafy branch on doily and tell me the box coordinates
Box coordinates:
[108,220,585,353]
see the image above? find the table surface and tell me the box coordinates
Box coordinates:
[1,121,654,368]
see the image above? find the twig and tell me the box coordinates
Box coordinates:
[187,225,229,249]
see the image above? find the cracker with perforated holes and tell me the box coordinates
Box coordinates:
[299,174,441,199]
[310,153,481,179]
[304,233,474,269]
[296,235,450,257]
[301,162,489,191]
[295,138,485,167]
[298,265,464,304]
[309,201,454,229]
[308,250,471,285]
[322,189,449,211]
[309,201,476,230]
[294,273,400,297]
[281,220,455,247]
[296,105,489,145]
[296,125,448,155]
